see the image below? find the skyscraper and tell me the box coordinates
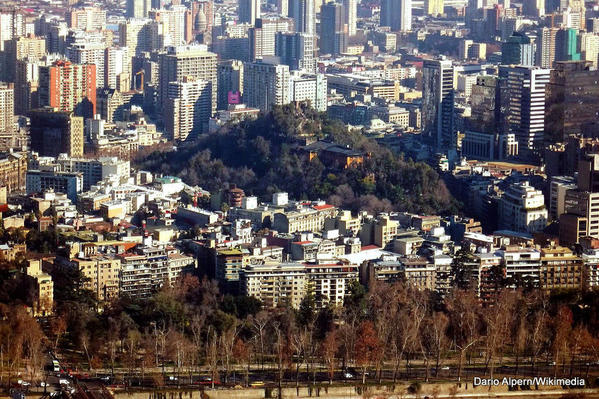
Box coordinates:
[545,61,599,143]
[320,2,348,55]
[164,77,213,140]
[500,65,550,154]
[275,32,315,72]
[105,47,131,90]
[149,6,192,47]
[249,17,294,60]
[29,108,84,158]
[67,6,107,31]
[555,28,581,61]
[243,60,290,111]
[158,45,218,116]
[289,0,315,34]
[501,32,535,66]
[67,39,107,88]
[342,0,357,36]
[536,27,558,68]
[38,60,97,119]
[3,36,46,84]
[579,32,599,68]
[217,60,244,110]
[126,0,152,18]
[380,0,412,32]
[119,19,153,56]
[422,59,455,150]
[0,84,14,136]
[238,0,261,25]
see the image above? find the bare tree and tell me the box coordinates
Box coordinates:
[220,320,239,384]
[321,329,338,384]
[446,289,481,382]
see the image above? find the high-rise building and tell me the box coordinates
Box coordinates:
[0,9,26,54]
[45,21,68,55]
[126,0,152,18]
[545,61,599,144]
[15,59,41,115]
[67,7,107,31]
[67,38,107,88]
[320,3,348,55]
[500,65,550,154]
[249,17,293,60]
[243,60,290,111]
[105,47,131,90]
[523,0,544,17]
[158,45,218,116]
[536,27,558,68]
[560,154,599,245]
[380,0,412,31]
[275,32,315,72]
[425,0,444,15]
[38,60,97,119]
[217,60,244,110]
[342,0,357,36]
[555,28,581,61]
[0,84,14,136]
[29,108,84,158]
[288,72,327,111]
[579,32,599,68]
[164,76,213,140]
[149,6,192,46]
[289,0,315,34]
[469,75,497,133]
[238,0,260,25]
[3,35,46,84]
[119,19,153,56]
[498,181,547,234]
[501,32,535,65]
[422,59,455,150]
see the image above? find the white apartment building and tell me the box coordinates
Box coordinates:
[118,245,195,298]
[241,262,308,308]
[164,77,213,140]
[496,247,541,284]
[105,47,131,90]
[498,181,547,234]
[67,36,107,87]
[288,72,327,112]
[243,61,290,112]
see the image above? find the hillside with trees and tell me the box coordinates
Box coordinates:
[135,104,460,215]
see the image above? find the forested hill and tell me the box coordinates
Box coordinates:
[135,104,460,215]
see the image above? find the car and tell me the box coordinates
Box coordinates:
[40,382,49,387]
[17,380,31,386]
[59,379,70,386]
[441,366,450,370]
[168,376,178,381]
[343,372,354,379]
[250,381,264,387]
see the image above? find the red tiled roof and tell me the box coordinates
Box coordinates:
[361,245,380,251]
[313,204,334,210]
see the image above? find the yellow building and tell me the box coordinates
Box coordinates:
[540,246,584,290]
[374,215,399,248]
[425,0,444,15]
[26,259,53,316]
[70,256,122,301]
